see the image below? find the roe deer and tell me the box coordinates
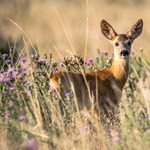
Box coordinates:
[50,19,143,118]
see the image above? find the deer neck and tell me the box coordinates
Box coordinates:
[110,56,129,90]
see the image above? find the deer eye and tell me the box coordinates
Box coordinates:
[127,41,131,46]
[115,42,119,46]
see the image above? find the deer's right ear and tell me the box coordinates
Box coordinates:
[101,20,117,40]
[127,19,143,40]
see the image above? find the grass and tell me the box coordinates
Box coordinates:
[0,47,150,150]
[0,1,150,150]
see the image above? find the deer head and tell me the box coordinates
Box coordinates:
[101,19,143,60]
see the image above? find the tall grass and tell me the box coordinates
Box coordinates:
[0,46,150,150]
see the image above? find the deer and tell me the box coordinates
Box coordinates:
[50,19,143,121]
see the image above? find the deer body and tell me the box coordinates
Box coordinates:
[50,19,143,116]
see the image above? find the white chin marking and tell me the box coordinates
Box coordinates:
[120,55,128,59]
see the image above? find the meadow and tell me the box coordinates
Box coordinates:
[0,0,150,150]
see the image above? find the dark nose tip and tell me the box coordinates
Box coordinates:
[120,50,129,56]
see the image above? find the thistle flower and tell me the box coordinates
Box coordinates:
[21,57,26,63]
[25,139,39,150]
[9,67,15,72]
[38,69,43,74]
[6,59,11,63]
[102,50,108,56]
[4,113,10,119]
[59,62,63,67]
[38,59,46,64]
[113,137,120,142]
[22,66,27,71]
[2,91,8,95]
[1,72,8,76]
[9,100,13,108]
[2,77,11,83]
[65,105,70,109]
[95,57,99,61]
[21,71,27,76]
[65,92,71,97]
[1,54,8,58]
[19,115,27,121]
[86,58,93,66]
[54,67,58,71]
[52,87,57,91]
[9,87,15,91]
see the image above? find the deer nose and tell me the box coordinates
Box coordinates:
[120,50,129,57]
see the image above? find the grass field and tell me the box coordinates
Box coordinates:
[0,1,150,150]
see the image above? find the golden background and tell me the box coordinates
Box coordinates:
[0,0,149,60]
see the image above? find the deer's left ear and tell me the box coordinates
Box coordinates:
[127,19,143,40]
[101,20,117,40]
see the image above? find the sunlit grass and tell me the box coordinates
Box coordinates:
[0,47,150,150]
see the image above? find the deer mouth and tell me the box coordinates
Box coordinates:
[120,50,129,59]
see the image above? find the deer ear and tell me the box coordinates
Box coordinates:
[101,20,117,40]
[127,19,143,40]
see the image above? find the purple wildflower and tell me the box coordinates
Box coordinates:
[19,115,27,121]
[86,61,91,66]
[65,105,70,109]
[2,91,8,95]
[9,100,13,108]
[21,71,27,76]
[9,87,15,91]
[38,69,43,73]
[88,58,93,63]
[6,59,11,63]
[1,72,8,76]
[95,57,99,61]
[65,92,71,97]
[59,62,63,67]
[102,50,108,56]
[22,66,27,71]
[1,54,8,58]
[9,67,15,72]
[4,114,10,119]
[12,71,18,78]
[54,68,58,71]
[86,58,93,66]
[38,59,46,64]
[52,87,57,91]
[2,77,11,83]
[113,137,120,142]
[25,139,39,150]
[21,57,26,63]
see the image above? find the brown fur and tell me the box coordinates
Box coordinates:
[50,19,143,117]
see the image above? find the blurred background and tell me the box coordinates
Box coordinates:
[0,0,150,60]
